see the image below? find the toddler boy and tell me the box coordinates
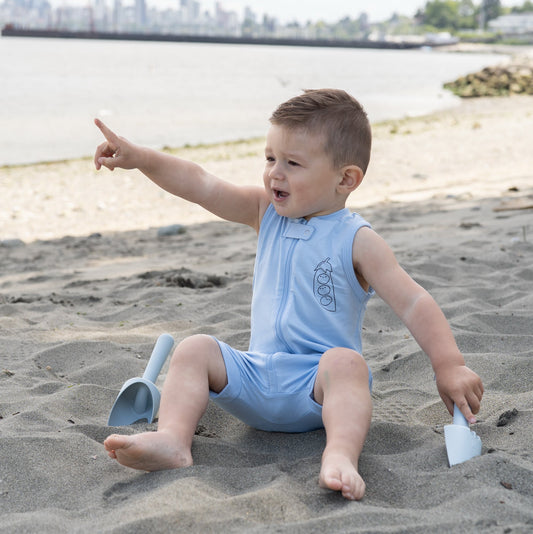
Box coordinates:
[95,89,483,500]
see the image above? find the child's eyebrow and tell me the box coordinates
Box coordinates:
[264,143,307,162]
[285,151,308,163]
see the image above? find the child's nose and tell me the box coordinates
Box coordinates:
[269,162,285,180]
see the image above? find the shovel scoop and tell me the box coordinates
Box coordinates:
[107,333,174,426]
[444,404,482,466]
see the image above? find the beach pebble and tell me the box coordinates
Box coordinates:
[0,238,25,248]
[496,408,518,427]
[157,224,186,237]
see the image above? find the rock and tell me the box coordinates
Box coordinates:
[0,238,25,248]
[496,408,518,427]
[444,60,533,97]
[157,224,186,237]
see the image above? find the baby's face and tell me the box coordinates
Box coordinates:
[263,125,345,220]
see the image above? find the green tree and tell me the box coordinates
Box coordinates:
[479,0,502,27]
[458,0,476,28]
[331,16,362,39]
[510,0,533,12]
[423,0,461,29]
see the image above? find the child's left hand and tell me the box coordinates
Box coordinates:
[435,364,484,424]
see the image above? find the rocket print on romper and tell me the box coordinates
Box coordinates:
[313,258,336,312]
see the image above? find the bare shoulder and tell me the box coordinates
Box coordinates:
[352,226,395,264]
[246,186,271,232]
[352,226,399,290]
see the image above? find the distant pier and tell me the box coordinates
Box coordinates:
[1,26,426,50]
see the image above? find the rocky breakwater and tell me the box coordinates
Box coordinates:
[444,55,533,97]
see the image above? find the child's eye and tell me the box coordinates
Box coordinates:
[265,156,275,163]
[288,160,300,166]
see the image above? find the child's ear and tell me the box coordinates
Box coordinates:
[338,165,364,193]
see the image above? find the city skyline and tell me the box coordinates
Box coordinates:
[45,0,525,24]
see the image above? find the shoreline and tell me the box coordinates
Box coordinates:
[1,42,523,171]
[1,41,524,173]
[2,94,532,243]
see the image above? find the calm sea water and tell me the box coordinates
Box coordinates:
[0,37,504,166]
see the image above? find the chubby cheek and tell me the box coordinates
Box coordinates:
[262,173,270,191]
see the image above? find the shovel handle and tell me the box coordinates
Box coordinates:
[142,333,175,383]
[452,404,469,427]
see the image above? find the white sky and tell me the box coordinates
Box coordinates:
[49,1,525,24]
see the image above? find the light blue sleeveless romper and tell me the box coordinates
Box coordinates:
[210,205,374,432]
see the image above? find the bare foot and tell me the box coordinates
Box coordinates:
[104,430,192,471]
[319,450,365,501]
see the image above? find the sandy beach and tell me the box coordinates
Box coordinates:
[1,86,532,531]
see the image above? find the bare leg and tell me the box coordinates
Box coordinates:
[104,334,227,471]
[313,348,372,500]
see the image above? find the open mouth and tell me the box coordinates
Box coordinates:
[274,189,289,200]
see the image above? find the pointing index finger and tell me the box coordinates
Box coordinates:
[94,118,118,143]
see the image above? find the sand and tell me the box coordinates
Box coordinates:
[1,90,532,532]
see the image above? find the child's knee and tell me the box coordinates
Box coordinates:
[320,348,368,380]
[171,335,227,390]
[315,349,369,404]
[171,334,218,365]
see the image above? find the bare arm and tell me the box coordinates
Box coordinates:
[94,119,268,231]
[353,227,483,422]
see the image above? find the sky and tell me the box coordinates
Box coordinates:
[49,1,524,24]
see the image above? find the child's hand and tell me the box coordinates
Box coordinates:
[94,119,139,171]
[435,364,484,424]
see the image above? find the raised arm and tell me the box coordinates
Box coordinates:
[94,119,268,231]
[353,227,483,423]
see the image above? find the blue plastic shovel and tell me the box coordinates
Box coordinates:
[107,334,175,426]
[444,404,482,466]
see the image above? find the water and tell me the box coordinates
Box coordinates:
[0,37,505,166]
